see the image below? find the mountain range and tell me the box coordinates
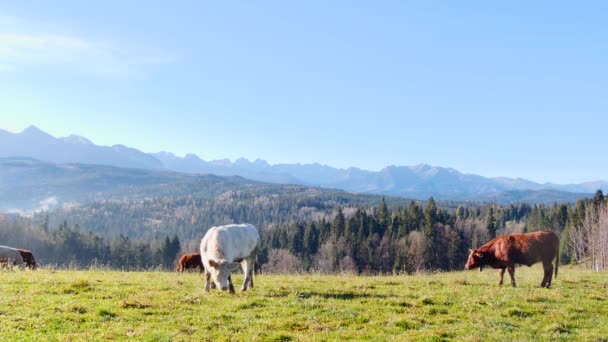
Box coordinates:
[1,125,605,205]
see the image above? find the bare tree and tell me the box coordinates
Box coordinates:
[596,204,608,271]
[312,242,337,274]
[407,231,426,273]
[265,249,303,273]
[570,203,608,271]
[339,256,358,274]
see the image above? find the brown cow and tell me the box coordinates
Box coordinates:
[465,230,559,288]
[17,249,37,270]
[176,253,204,273]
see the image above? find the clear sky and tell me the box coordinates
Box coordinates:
[1,1,606,184]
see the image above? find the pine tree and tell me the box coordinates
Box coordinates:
[423,197,438,269]
[377,197,389,231]
[388,214,400,239]
[332,207,346,238]
[345,215,359,242]
[593,190,604,207]
[487,207,497,239]
[409,201,424,232]
[455,205,465,220]
[303,222,319,255]
[289,223,305,257]
[358,211,369,239]
[160,236,173,268]
[171,234,181,259]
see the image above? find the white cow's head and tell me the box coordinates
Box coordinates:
[207,259,238,291]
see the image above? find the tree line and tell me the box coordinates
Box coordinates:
[1,191,606,272]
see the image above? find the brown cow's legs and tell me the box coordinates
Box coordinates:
[507,266,516,287]
[541,261,554,288]
[498,268,506,285]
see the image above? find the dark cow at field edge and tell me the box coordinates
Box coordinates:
[465,230,559,288]
[17,249,37,269]
[176,253,204,273]
[0,245,37,270]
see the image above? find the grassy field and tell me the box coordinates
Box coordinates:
[1,265,606,341]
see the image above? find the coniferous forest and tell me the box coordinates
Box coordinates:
[1,190,606,273]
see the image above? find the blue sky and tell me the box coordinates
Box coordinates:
[1,1,606,184]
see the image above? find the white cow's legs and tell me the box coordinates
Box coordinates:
[240,258,254,291]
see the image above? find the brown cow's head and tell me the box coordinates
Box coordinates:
[207,259,238,291]
[465,249,485,272]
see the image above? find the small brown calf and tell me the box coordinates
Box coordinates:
[176,253,204,273]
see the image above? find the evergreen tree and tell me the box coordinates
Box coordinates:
[303,222,319,255]
[289,223,305,256]
[487,207,497,239]
[397,207,410,237]
[332,207,346,238]
[377,197,389,230]
[409,201,424,232]
[358,211,370,239]
[593,190,604,207]
[388,213,400,239]
[423,197,438,269]
[159,235,180,269]
[345,215,359,242]
[171,234,181,258]
[455,205,465,220]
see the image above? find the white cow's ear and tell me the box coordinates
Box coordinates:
[208,259,219,268]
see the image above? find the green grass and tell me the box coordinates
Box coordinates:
[1,265,606,341]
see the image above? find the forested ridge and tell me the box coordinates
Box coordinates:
[1,189,606,273]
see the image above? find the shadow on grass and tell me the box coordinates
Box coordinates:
[296,291,388,300]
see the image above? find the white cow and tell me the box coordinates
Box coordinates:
[200,224,260,294]
[0,246,25,270]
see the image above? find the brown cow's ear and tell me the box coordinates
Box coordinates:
[208,259,219,268]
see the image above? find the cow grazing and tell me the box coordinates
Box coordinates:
[465,230,559,288]
[200,224,260,294]
[0,246,37,270]
[0,246,25,270]
[176,253,204,273]
[17,249,37,270]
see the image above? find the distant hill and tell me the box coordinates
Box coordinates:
[0,157,252,210]
[0,157,397,211]
[1,126,606,203]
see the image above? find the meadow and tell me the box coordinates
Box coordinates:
[0,265,606,341]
